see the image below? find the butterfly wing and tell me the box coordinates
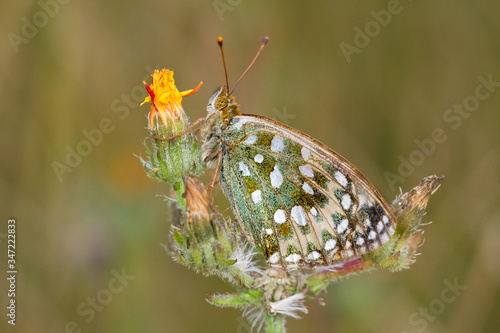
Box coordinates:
[219,115,396,269]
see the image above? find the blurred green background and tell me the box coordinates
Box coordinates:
[1,1,500,332]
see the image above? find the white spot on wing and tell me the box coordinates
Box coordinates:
[310,207,318,216]
[244,134,257,144]
[356,237,365,245]
[239,161,250,176]
[270,164,283,188]
[302,182,314,194]
[285,253,302,263]
[254,154,264,163]
[341,194,351,210]
[251,190,262,204]
[265,228,273,235]
[274,209,287,224]
[306,251,321,260]
[301,147,311,159]
[358,194,368,208]
[334,171,348,187]
[269,252,280,264]
[368,230,377,240]
[270,135,284,152]
[291,206,307,226]
[324,239,337,251]
[383,215,392,231]
[299,165,314,178]
[233,118,251,129]
[337,219,349,234]
[377,221,384,232]
[381,233,390,243]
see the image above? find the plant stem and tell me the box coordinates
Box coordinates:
[265,314,286,333]
[173,180,186,210]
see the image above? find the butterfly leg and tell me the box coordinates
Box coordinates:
[151,117,205,141]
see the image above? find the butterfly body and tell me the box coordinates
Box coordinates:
[201,87,396,269]
[201,87,240,168]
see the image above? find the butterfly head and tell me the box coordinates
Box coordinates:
[201,37,267,168]
[207,87,241,123]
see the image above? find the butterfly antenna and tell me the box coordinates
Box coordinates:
[217,36,230,93]
[230,36,269,95]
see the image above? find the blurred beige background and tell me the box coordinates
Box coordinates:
[1,1,500,332]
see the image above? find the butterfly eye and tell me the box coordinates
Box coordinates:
[215,97,228,110]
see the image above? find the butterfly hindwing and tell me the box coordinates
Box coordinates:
[220,115,396,269]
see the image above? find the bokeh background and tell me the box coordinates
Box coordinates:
[1,1,500,332]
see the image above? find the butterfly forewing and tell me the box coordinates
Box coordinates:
[219,115,396,269]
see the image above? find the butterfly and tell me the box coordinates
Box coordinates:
[196,37,397,270]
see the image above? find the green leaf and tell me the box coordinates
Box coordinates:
[207,289,263,307]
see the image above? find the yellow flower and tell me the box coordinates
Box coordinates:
[141,69,202,133]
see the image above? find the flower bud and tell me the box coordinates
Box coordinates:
[365,175,444,271]
[169,175,240,277]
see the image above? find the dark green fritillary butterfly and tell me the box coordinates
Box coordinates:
[200,37,396,270]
